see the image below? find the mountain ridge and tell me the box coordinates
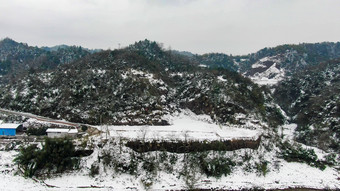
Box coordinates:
[0,40,276,127]
[0,38,339,153]
[0,38,339,190]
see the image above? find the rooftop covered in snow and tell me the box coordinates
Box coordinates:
[46,128,78,133]
[0,123,20,129]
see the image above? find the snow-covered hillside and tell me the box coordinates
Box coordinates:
[0,111,339,190]
[0,39,273,128]
[1,149,338,190]
[1,39,340,190]
[242,42,340,86]
[274,59,340,153]
[247,56,286,86]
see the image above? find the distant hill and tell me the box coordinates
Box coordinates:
[42,44,102,53]
[194,53,238,72]
[0,38,92,83]
[240,42,340,86]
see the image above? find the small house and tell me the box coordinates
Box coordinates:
[0,123,21,136]
[46,128,78,138]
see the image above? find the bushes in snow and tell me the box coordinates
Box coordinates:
[255,160,269,176]
[126,138,261,153]
[199,155,235,178]
[280,141,326,170]
[14,137,79,177]
[95,140,239,189]
[90,163,99,177]
[26,126,48,136]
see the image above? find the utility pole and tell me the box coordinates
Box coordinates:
[100,114,102,139]
[105,124,108,140]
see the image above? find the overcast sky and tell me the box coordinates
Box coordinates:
[1,0,340,55]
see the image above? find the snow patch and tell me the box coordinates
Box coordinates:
[103,110,261,142]
[251,62,267,69]
[217,76,227,82]
[170,72,184,77]
[250,63,285,86]
[130,69,166,87]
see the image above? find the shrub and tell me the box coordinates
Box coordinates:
[159,151,168,162]
[169,153,178,165]
[13,144,40,177]
[243,162,253,173]
[113,153,138,175]
[255,160,269,176]
[182,162,200,190]
[243,151,252,162]
[141,176,153,190]
[81,125,88,132]
[142,158,156,174]
[280,141,326,170]
[14,137,79,177]
[324,153,337,166]
[128,152,138,175]
[90,163,99,177]
[198,155,235,178]
[101,150,112,166]
[295,125,314,145]
[26,126,48,136]
[158,151,174,173]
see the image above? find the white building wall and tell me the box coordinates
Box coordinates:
[47,132,68,138]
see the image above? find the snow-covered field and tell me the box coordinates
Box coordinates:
[104,111,261,142]
[0,112,339,190]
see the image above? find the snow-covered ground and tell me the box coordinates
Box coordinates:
[0,111,339,190]
[0,151,48,191]
[282,123,297,141]
[104,111,261,142]
[1,149,339,191]
[41,162,339,190]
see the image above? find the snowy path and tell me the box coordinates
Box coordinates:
[0,108,80,127]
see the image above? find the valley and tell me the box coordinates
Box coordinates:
[0,38,339,190]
